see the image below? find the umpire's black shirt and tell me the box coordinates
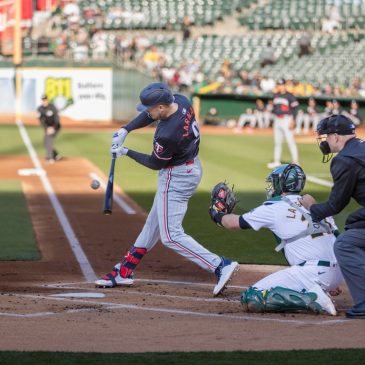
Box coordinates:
[37,104,61,130]
[311,137,365,229]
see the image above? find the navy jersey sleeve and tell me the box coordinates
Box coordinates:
[126,137,177,170]
[289,94,299,118]
[310,156,356,221]
[124,111,155,132]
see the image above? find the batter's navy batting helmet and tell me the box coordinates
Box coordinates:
[137,82,174,112]
[316,114,356,136]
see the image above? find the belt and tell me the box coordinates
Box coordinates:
[298,260,337,267]
[276,114,289,118]
[164,159,194,169]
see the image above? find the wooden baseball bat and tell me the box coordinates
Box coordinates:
[103,153,116,215]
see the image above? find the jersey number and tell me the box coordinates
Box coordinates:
[192,120,200,139]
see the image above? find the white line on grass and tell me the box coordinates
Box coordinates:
[306,175,333,188]
[89,172,136,214]
[16,120,96,282]
[0,293,350,325]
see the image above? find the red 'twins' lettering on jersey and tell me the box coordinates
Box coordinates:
[183,107,194,137]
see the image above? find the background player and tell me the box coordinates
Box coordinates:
[37,94,62,163]
[267,79,299,169]
[210,164,343,315]
[95,82,239,296]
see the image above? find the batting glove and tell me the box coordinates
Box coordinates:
[111,128,128,150]
[113,146,129,158]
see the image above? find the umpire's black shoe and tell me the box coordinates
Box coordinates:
[346,308,365,319]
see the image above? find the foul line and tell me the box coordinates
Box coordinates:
[0,293,350,325]
[89,172,136,214]
[306,175,333,188]
[16,120,96,282]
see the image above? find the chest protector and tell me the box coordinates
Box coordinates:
[275,196,335,252]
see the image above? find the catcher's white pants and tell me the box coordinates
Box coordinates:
[273,115,298,164]
[133,157,221,273]
[253,263,343,293]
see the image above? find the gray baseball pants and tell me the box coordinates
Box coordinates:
[44,130,59,160]
[133,157,221,272]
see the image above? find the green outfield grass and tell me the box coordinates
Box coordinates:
[1,349,365,365]
[0,180,40,260]
[1,124,360,264]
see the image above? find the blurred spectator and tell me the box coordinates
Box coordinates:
[181,16,191,41]
[322,5,341,33]
[260,41,275,68]
[344,100,363,126]
[37,36,50,54]
[143,46,163,73]
[254,99,272,129]
[260,76,276,94]
[332,99,343,115]
[322,84,333,97]
[106,6,124,22]
[298,31,312,57]
[239,70,252,86]
[324,100,334,116]
[235,108,256,132]
[333,85,342,97]
[63,0,80,18]
[220,59,234,80]
[91,30,107,60]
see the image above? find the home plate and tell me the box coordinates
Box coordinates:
[18,168,46,177]
[49,292,106,298]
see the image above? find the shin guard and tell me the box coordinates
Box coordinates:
[241,286,323,314]
[119,246,147,278]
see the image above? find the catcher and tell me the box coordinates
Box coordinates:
[209,164,344,315]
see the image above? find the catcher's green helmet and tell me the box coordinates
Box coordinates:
[266,164,306,199]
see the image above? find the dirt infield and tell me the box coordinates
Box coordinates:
[0,154,364,353]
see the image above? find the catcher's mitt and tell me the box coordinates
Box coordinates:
[209,182,238,226]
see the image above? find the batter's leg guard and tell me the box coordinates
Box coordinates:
[241,286,323,314]
[119,246,147,278]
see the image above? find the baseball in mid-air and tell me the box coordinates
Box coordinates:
[90,179,100,190]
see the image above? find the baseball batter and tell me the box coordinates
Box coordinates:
[267,79,299,169]
[95,82,238,296]
[210,164,343,315]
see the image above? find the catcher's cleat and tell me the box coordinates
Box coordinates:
[309,284,337,316]
[213,257,239,296]
[95,263,134,288]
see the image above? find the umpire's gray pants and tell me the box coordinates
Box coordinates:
[44,131,58,160]
[334,229,365,307]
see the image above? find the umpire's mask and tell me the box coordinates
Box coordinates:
[316,114,356,163]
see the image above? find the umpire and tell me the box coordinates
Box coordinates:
[37,95,62,163]
[301,114,365,319]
